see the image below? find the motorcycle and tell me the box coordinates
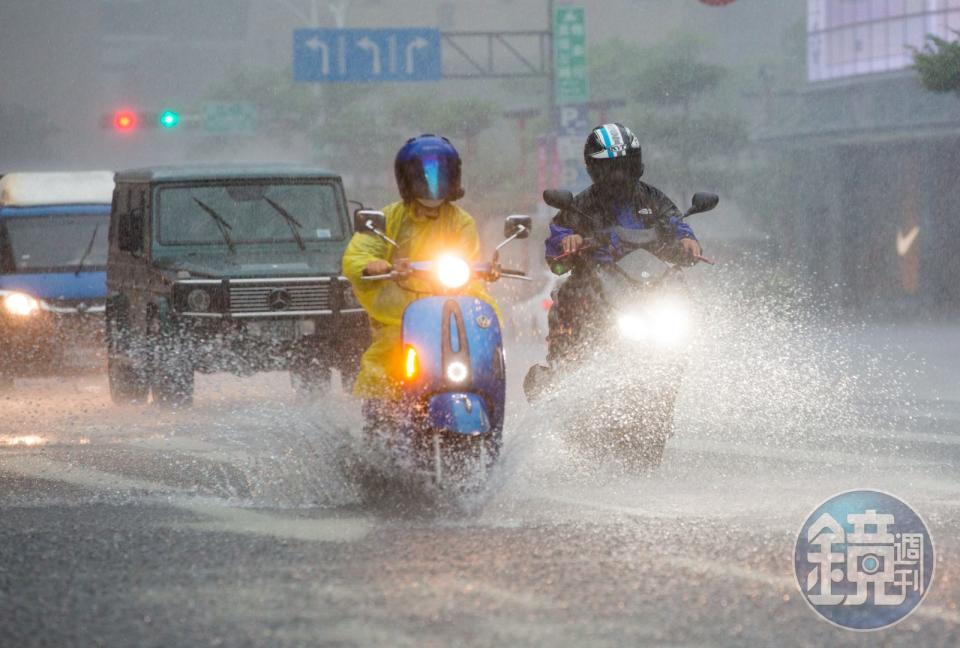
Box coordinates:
[354,209,531,487]
[523,189,719,469]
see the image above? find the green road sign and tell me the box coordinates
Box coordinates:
[203,101,257,134]
[554,6,588,105]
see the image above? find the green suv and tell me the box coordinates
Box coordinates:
[105,166,368,406]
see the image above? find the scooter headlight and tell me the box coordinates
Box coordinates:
[3,292,41,317]
[436,254,471,289]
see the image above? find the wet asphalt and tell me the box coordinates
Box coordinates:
[1,322,959,647]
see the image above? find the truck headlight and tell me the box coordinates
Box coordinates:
[186,288,212,312]
[3,292,41,317]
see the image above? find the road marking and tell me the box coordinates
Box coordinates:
[180,501,370,543]
[0,455,370,543]
[1,454,180,493]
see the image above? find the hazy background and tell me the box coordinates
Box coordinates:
[2,0,959,316]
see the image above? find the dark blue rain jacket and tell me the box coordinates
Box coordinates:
[545,180,696,266]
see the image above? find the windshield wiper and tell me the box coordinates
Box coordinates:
[74,223,100,276]
[262,196,306,251]
[192,197,236,253]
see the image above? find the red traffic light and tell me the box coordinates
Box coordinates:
[113,110,138,132]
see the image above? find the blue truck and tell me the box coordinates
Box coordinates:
[0,172,114,386]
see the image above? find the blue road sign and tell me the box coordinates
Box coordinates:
[294,28,442,83]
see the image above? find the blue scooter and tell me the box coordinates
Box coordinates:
[354,210,531,486]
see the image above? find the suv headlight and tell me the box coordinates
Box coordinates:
[187,288,212,312]
[3,292,41,317]
[174,283,222,314]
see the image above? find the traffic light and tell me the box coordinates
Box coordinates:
[102,108,187,132]
[113,109,138,132]
[159,109,180,129]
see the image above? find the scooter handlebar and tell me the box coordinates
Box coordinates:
[499,268,532,281]
[548,239,601,263]
[360,272,395,281]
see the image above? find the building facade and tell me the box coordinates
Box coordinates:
[763,0,960,313]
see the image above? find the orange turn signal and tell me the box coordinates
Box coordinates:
[404,345,418,379]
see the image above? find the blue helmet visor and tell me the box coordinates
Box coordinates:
[416,154,454,200]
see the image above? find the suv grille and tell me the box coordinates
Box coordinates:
[229,282,331,314]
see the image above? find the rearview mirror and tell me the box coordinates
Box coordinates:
[354,209,386,235]
[542,189,574,211]
[687,192,719,217]
[504,215,532,240]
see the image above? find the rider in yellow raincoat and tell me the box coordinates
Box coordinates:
[342,135,499,402]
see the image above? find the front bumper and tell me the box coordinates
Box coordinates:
[161,276,369,374]
[171,276,363,319]
[175,310,368,374]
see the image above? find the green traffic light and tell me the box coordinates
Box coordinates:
[159,110,180,129]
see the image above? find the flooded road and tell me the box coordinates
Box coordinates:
[1,323,958,647]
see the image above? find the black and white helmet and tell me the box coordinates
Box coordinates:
[583,123,644,186]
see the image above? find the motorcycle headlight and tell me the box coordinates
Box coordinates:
[436,254,471,289]
[616,313,648,342]
[3,292,41,317]
[186,288,212,312]
[648,300,691,346]
[617,300,691,346]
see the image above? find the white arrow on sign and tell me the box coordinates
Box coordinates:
[387,35,398,74]
[405,37,428,74]
[338,36,347,75]
[305,36,330,76]
[357,36,381,75]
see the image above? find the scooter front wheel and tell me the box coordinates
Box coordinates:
[426,431,499,489]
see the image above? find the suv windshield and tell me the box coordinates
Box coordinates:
[0,214,109,273]
[156,181,345,247]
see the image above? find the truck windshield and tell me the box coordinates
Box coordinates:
[156,181,345,247]
[0,214,109,273]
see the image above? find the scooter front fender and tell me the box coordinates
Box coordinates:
[426,392,491,436]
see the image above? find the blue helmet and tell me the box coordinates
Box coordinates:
[394,134,464,202]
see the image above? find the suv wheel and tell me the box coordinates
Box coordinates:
[148,316,194,408]
[152,362,194,408]
[106,307,149,404]
[108,355,149,403]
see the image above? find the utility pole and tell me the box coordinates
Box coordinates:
[547,0,556,130]
[327,0,349,27]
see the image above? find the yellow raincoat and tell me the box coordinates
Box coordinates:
[342,200,500,399]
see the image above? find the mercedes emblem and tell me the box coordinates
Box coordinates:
[268,288,292,311]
